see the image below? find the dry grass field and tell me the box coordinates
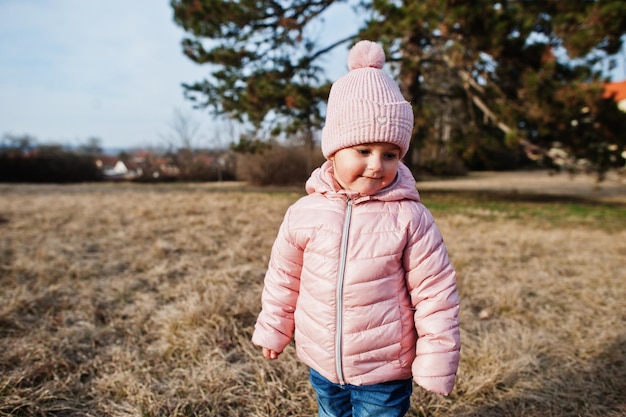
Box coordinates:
[1,172,625,417]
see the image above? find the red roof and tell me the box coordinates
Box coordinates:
[603,80,626,102]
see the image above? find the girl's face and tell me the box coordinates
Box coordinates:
[330,142,400,196]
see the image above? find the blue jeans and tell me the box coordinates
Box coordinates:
[309,368,412,417]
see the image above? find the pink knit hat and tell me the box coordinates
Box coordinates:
[321,40,414,159]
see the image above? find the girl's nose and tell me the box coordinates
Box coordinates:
[368,156,383,173]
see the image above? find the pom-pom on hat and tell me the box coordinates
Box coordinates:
[321,40,414,159]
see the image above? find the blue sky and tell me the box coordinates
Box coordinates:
[0,1,356,150]
[0,1,218,149]
[0,1,623,151]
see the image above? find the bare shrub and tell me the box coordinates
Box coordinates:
[235,144,324,186]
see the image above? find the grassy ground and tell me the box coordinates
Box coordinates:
[0,174,625,417]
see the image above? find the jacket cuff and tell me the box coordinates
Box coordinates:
[251,324,291,353]
[413,374,456,396]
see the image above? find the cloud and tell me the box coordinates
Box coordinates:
[0,0,208,148]
[0,0,358,149]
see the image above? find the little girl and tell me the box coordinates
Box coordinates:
[252,40,460,417]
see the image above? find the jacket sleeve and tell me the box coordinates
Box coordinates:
[404,205,460,395]
[251,207,303,354]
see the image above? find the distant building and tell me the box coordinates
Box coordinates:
[95,156,141,180]
[603,80,626,112]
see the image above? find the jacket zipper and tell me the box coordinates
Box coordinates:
[335,198,353,385]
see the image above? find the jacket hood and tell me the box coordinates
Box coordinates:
[305,160,420,203]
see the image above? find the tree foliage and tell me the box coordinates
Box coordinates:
[171,0,626,178]
[171,0,342,139]
[362,0,626,177]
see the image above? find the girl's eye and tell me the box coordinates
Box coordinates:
[384,153,399,160]
[356,149,370,155]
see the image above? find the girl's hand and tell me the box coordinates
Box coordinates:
[262,347,280,360]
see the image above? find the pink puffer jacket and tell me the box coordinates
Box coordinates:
[252,161,460,395]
